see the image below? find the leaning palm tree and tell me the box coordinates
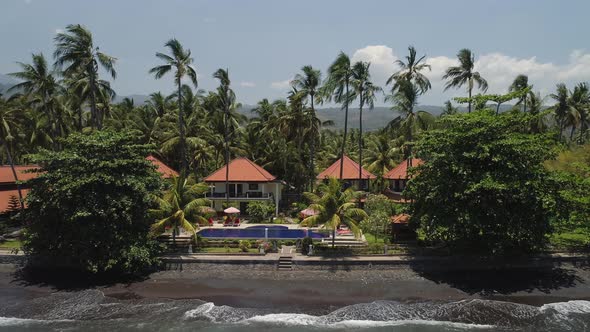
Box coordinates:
[301,177,367,248]
[150,176,210,248]
[443,48,488,113]
[320,52,354,179]
[291,65,321,187]
[387,45,431,94]
[54,24,116,129]
[149,39,198,176]
[509,74,530,112]
[351,61,381,188]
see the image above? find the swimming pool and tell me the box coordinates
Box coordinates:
[197,225,328,239]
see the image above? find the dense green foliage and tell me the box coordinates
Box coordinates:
[23,131,163,273]
[406,111,558,253]
[246,201,275,223]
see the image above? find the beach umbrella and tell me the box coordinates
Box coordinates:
[224,207,240,214]
[300,208,318,217]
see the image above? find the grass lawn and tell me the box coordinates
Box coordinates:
[550,228,590,251]
[200,247,260,253]
[0,239,22,250]
[364,233,386,245]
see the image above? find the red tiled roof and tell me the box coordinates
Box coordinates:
[391,213,410,224]
[383,158,423,180]
[316,155,376,180]
[0,165,39,184]
[204,157,276,182]
[147,155,179,179]
[0,189,29,212]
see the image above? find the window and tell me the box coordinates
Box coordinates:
[248,183,259,190]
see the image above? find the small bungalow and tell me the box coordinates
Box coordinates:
[204,157,283,216]
[382,158,423,203]
[316,155,376,190]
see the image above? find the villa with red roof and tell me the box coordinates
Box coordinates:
[383,158,423,193]
[0,156,177,213]
[204,157,283,216]
[316,155,376,190]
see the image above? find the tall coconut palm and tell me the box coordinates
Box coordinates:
[387,46,431,94]
[443,49,488,113]
[149,39,198,176]
[386,80,434,145]
[351,61,381,188]
[526,92,548,134]
[212,69,237,205]
[291,65,321,188]
[321,52,354,179]
[301,177,367,248]
[550,83,570,140]
[0,98,24,210]
[150,177,210,248]
[509,74,530,112]
[568,82,589,141]
[54,24,116,130]
[9,53,61,148]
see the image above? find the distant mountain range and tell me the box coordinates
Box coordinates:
[1,74,517,131]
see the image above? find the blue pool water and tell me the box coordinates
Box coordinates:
[198,225,327,239]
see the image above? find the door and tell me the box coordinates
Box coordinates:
[237,184,243,197]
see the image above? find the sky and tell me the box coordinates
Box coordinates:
[1,0,590,106]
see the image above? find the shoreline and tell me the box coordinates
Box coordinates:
[2,255,590,312]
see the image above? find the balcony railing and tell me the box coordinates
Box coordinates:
[206,192,273,199]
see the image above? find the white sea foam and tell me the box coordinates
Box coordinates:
[184,302,216,320]
[0,317,73,326]
[540,300,590,315]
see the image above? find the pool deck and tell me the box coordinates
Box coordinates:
[201,223,305,230]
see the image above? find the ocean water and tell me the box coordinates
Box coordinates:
[0,290,589,331]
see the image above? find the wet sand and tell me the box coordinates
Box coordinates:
[2,261,590,312]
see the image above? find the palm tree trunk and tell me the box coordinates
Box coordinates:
[6,146,25,211]
[340,80,349,180]
[523,97,527,113]
[468,86,472,113]
[570,126,576,141]
[310,96,316,191]
[177,78,187,176]
[358,93,364,190]
[89,74,98,130]
[224,106,230,206]
[496,102,501,115]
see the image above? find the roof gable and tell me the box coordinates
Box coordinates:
[383,158,423,180]
[205,157,276,182]
[316,155,376,180]
[147,155,179,179]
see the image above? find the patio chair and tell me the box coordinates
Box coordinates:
[233,218,240,227]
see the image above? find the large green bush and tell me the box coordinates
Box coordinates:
[246,201,275,223]
[407,111,559,254]
[23,131,163,274]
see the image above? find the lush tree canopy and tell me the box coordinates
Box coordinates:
[23,131,163,274]
[406,111,558,254]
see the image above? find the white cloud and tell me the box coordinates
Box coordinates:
[351,45,398,89]
[350,45,590,105]
[240,81,256,88]
[270,79,291,90]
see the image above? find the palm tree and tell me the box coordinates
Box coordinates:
[526,92,548,133]
[150,177,210,248]
[212,69,237,205]
[54,24,116,130]
[321,52,354,179]
[441,100,458,116]
[291,65,321,187]
[387,46,431,94]
[550,83,570,140]
[386,80,434,145]
[9,53,61,148]
[509,74,530,112]
[351,61,381,188]
[0,98,25,210]
[443,49,488,113]
[364,132,400,190]
[568,82,589,142]
[301,177,367,248]
[149,39,198,176]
